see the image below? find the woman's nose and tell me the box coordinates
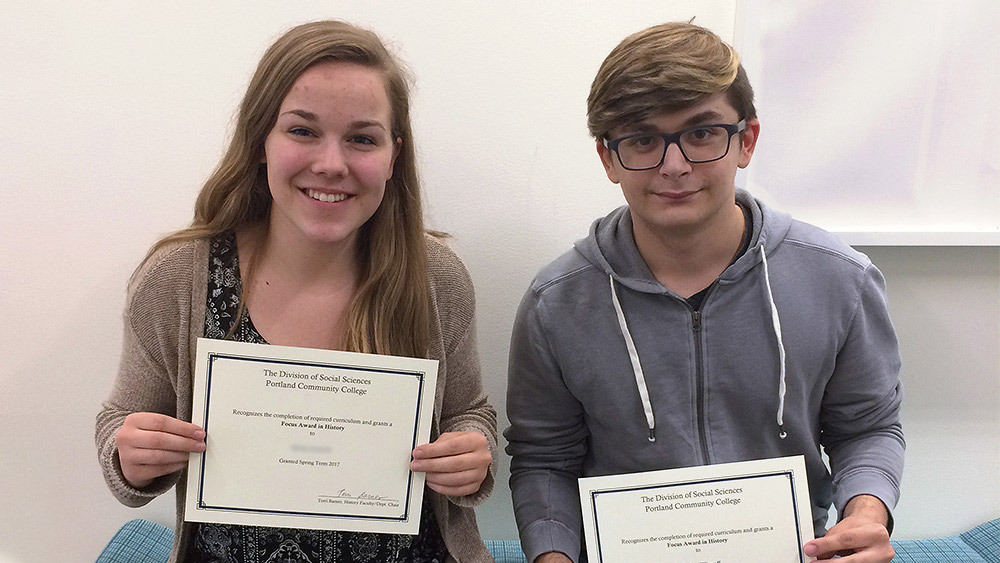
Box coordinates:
[312,142,349,176]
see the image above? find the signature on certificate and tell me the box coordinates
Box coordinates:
[321,489,396,502]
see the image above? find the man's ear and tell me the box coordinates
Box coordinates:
[738,118,760,169]
[596,141,621,184]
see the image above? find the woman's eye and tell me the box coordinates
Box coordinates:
[289,127,314,137]
[350,135,377,146]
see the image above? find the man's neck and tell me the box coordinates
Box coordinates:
[632,202,746,298]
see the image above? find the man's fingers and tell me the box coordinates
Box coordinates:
[803,517,893,562]
[805,534,863,559]
[804,535,842,558]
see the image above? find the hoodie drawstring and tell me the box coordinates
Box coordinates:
[609,274,656,442]
[609,246,790,443]
[759,246,788,439]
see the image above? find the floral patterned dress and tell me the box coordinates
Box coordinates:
[185,232,448,563]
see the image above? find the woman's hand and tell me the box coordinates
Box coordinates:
[115,412,206,489]
[410,431,491,497]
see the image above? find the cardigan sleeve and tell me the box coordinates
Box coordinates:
[95,242,197,507]
[427,237,498,508]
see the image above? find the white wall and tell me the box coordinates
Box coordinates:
[740,1,1000,235]
[864,247,1000,537]
[0,2,996,562]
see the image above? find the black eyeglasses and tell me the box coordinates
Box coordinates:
[603,119,747,170]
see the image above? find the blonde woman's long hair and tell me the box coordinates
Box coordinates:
[142,20,430,358]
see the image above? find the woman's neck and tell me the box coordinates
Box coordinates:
[245,221,360,289]
[235,221,361,350]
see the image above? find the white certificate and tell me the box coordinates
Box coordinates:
[579,456,815,563]
[184,338,438,535]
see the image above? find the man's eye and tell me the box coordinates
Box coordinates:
[686,127,720,142]
[624,135,658,150]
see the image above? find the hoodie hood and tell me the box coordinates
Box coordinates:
[572,189,796,441]
[574,189,793,293]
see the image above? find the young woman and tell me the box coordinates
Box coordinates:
[96,20,496,563]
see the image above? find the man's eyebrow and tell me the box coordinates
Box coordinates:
[619,110,728,135]
[620,122,660,134]
[682,110,725,127]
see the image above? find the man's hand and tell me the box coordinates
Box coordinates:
[115,412,206,489]
[534,552,572,563]
[803,495,893,561]
[410,431,491,497]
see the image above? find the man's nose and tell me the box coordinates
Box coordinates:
[658,141,691,176]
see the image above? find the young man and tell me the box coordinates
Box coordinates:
[505,22,903,563]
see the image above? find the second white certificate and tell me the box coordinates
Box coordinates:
[184,338,438,535]
[579,456,815,563]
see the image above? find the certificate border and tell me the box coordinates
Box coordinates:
[195,351,428,524]
[589,471,807,563]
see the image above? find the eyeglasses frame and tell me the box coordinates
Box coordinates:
[603,119,748,170]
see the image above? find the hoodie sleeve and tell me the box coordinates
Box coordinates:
[504,286,590,563]
[820,263,905,526]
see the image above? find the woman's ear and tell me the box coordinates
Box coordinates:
[388,137,402,179]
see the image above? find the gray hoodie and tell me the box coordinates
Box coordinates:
[505,190,904,562]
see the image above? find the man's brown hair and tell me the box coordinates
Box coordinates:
[587,22,756,140]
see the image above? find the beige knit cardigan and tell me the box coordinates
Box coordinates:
[96,235,498,562]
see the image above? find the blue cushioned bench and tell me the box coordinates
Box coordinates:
[96,519,173,563]
[97,517,1000,563]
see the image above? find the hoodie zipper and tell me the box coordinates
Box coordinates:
[690,281,716,466]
